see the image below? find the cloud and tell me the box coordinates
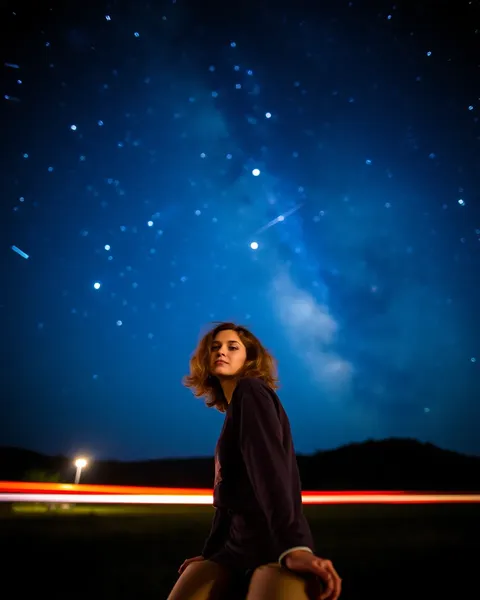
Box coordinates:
[270,268,354,396]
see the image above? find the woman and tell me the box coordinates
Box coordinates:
[167,322,342,600]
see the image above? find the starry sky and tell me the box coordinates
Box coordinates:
[1,0,479,460]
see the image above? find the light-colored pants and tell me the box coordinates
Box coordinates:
[167,559,323,600]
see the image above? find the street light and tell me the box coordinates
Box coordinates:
[74,457,88,484]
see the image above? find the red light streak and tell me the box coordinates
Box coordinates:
[0,482,478,504]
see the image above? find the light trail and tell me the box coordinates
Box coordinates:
[300,493,480,504]
[0,492,479,505]
[0,481,209,495]
[0,493,214,505]
[0,482,478,505]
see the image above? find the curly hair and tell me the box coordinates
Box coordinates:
[183,321,279,412]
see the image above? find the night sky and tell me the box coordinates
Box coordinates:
[1,1,479,461]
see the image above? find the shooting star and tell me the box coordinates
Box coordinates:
[11,245,29,259]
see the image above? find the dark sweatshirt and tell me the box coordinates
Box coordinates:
[202,377,314,570]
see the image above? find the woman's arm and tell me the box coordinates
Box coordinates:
[202,507,229,558]
[233,378,314,562]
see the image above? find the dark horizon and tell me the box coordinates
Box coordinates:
[3,437,479,493]
[3,435,480,462]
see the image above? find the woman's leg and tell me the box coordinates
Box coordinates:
[246,563,324,600]
[167,559,233,600]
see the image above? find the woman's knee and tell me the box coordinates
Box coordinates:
[167,559,232,600]
[246,563,323,600]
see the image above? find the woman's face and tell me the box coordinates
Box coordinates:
[210,329,247,378]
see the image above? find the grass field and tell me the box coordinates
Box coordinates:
[1,502,478,599]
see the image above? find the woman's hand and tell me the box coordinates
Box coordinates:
[178,555,205,575]
[284,550,342,600]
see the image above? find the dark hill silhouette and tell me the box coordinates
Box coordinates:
[0,438,478,491]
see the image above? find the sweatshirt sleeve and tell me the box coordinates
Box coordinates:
[233,379,313,560]
[202,508,229,558]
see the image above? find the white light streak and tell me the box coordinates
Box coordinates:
[256,203,303,235]
[0,492,478,505]
[0,493,214,505]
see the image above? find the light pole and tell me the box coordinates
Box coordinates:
[74,457,88,484]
